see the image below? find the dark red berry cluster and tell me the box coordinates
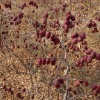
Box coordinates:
[29,1,38,9]
[16,93,24,99]
[95,17,100,22]
[67,86,77,95]
[4,1,11,9]
[33,21,40,29]
[61,2,67,11]
[75,80,88,87]
[67,80,100,96]
[20,3,27,9]
[50,20,60,29]
[11,12,24,25]
[63,12,75,33]
[3,85,14,95]
[75,50,100,68]
[87,20,98,33]
[37,30,60,45]
[32,46,38,50]
[91,84,100,96]
[2,84,35,99]
[37,58,57,66]
[53,2,67,12]
[71,32,86,44]
[54,78,64,88]
[67,32,86,52]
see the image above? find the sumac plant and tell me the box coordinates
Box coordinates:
[0,0,100,100]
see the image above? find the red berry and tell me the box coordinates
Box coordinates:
[57,78,64,84]
[83,56,88,62]
[39,30,46,37]
[86,55,92,63]
[46,58,51,64]
[5,2,11,9]
[72,38,78,44]
[31,94,34,99]
[91,84,97,90]
[50,34,55,42]
[37,58,42,66]
[42,58,46,65]
[67,86,71,91]
[85,49,92,55]
[64,19,69,24]
[13,16,18,21]
[70,15,75,21]
[84,45,88,50]
[29,1,34,5]
[71,32,78,38]
[75,61,80,67]
[90,51,96,59]
[79,32,86,39]
[22,88,26,92]
[78,63,83,68]
[78,36,83,42]
[98,17,100,21]
[54,80,61,88]
[96,53,100,60]
[66,12,71,15]
[79,58,84,64]
[75,80,80,87]
[79,80,84,84]
[64,25,69,33]
[18,12,24,19]
[51,58,56,65]
[97,85,100,90]
[94,27,98,32]
[84,81,88,86]
[87,22,92,28]
[93,90,98,96]
[62,2,67,8]
[73,90,77,94]
[67,21,73,28]
[45,32,51,39]
[92,21,97,27]
[54,38,60,45]
[23,3,26,7]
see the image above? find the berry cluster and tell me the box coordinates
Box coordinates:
[67,80,100,96]
[53,2,67,12]
[10,12,24,25]
[87,20,98,33]
[20,3,26,9]
[4,1,11,9]
[63,12,75,33]
[37,30,60,45]
[61,2,67,11]
[67,32,86,52]
[91,84,100,96]
[54,78,64,88]
[2,84,34,99]
[50,20,60,29]
[29,1,38,9]
[71,32,86,44]
[95,17,100,22]
[37,58,57,66]
[75,49,100,68]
